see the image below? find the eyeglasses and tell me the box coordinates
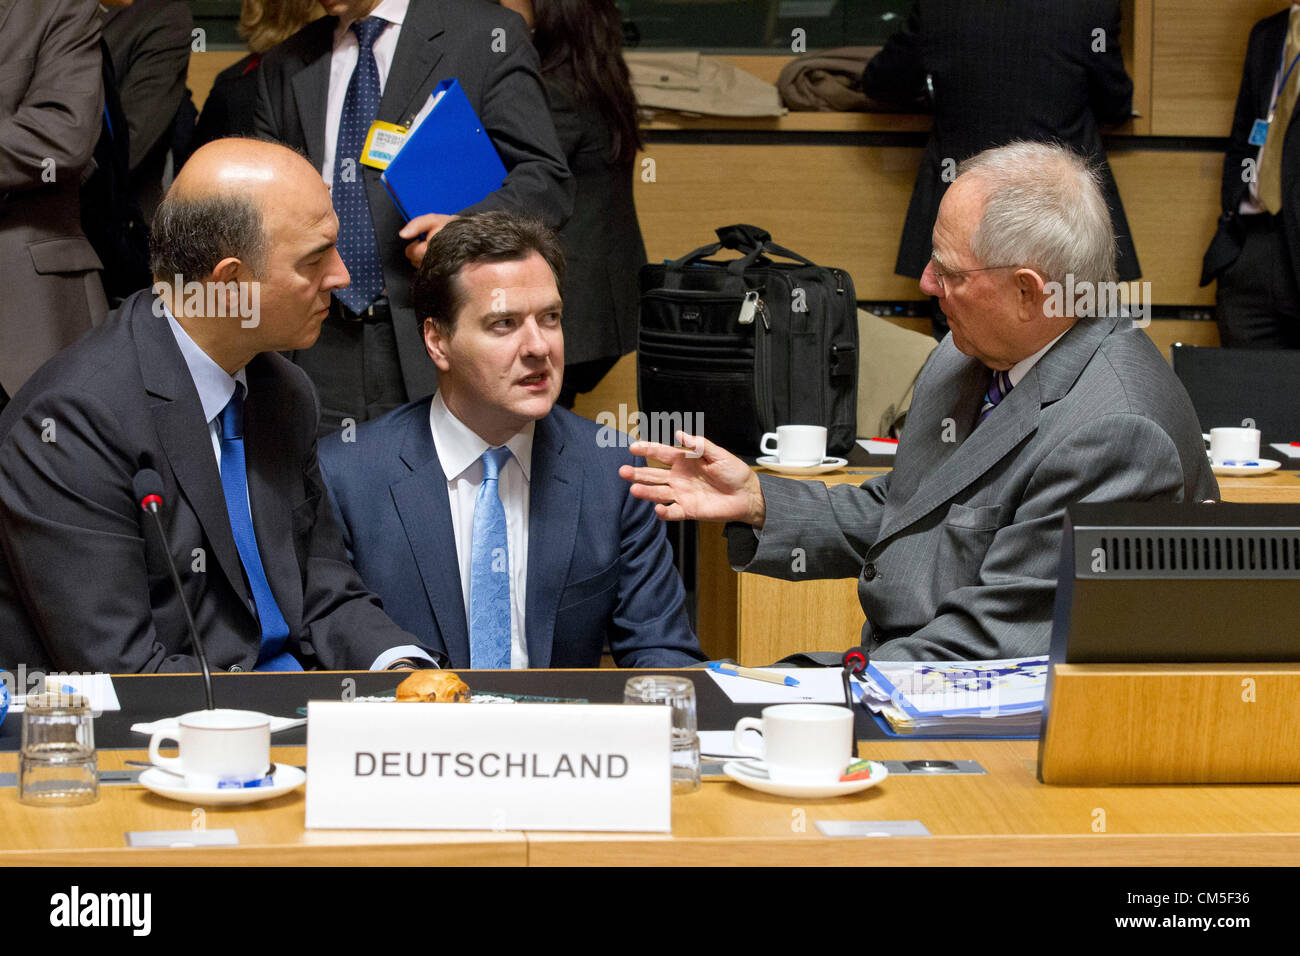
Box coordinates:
[929,259,1020,293]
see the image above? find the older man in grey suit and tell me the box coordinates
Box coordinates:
[0,0,108,413]
[622,142,1218,661]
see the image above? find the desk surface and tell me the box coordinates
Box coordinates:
[1,672,1298,867]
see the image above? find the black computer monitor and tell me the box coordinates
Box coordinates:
[1050,502,1300,664]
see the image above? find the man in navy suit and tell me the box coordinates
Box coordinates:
[318,212,703,669]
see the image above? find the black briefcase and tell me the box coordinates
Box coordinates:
[637,224,858,458]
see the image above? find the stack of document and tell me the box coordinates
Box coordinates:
[857,656,1047,736]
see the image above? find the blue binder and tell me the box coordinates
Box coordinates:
[380,78,507,220]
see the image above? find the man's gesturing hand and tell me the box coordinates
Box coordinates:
[618,432,766,527]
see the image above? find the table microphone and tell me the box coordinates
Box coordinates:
[133,468,215,710]
[841,645,869,758]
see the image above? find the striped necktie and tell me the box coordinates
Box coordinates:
[976,368,1014,426]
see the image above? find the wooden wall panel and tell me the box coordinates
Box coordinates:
[1151,0,1282,136]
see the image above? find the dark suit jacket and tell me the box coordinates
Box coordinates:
[731,313,1218,660]
[545,69,645,366]
[317,399,704,669]
[0,291,430,674]
[189,53,262,157]
[101,0,194,223]
[255,0,575,402]
[0,0,107,398]
[1201,10,1300,288]
[864,0,1140,281]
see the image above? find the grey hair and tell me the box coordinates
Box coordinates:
[956,141,1117,286]
[149,191,268,281]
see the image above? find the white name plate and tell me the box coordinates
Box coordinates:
[304,702,671,831]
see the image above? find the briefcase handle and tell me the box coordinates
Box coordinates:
[716,224,820,269]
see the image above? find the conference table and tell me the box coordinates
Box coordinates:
[3,670,1299,866]
[694,452,1300,664]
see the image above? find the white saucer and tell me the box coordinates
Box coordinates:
[722,759,888,798]
[756,456,848,476]
[130,713,306,736]
[1212,458,1281,477]
[138,764,306,805]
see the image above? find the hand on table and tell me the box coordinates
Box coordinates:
[618,431,767,527]
[399,213,457,269]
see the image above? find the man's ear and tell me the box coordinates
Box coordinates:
[1014,267,1048,324]
[423,316,452,373]
[209,257,244,316]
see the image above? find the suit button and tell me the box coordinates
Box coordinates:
[863,563,878,582]
[229,664,244,673]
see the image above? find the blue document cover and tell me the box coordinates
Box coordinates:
[381,78,507,219]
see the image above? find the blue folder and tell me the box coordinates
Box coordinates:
[380,78,507,220]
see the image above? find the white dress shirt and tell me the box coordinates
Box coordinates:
[1006,329,1068,388]
[321,0,411,187]
[428,391,534,669]
[163,308,429,670]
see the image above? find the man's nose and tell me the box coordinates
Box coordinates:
[325,249,350,291]
[920,259,942,297]
[520,317,550,355]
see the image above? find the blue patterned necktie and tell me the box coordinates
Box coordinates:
[469,446,513,669]
[332,16,388,313]
[218,384,301,671]
[976,368,1014,426]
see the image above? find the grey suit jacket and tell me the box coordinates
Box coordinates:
[0,0,107,397]
[728,314,1220,661]
[255,0,574,403]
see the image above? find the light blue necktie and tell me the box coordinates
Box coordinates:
[218,384,301,671]
[332,16,387,313]
[469,446,513,669]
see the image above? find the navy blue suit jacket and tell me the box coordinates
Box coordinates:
[317,399,704,669]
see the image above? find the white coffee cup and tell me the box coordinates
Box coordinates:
[1208,427,1261,465]
[148,709,271,790]
[732,703,853,781]
[759,425,828,465]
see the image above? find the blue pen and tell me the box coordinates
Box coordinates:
[707,661,800,687]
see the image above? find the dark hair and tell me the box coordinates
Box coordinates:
[531,0,643,165]
[149,192,267,281]
[412,211,566,333]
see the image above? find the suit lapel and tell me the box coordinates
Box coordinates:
[242,358,304,630]
[524,413,581,669]
[134,301,253,613]
[879,315,1119,542]
[290,21,336,167]
[390,410,470,667]
[379,0,446,126]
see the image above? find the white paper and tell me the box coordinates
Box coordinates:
[1269,442,1300,459]
[305,702,670,831]
[706,667,861,704]
[857,438,899,455]
[699,729,762,757]
[12,672,121,713]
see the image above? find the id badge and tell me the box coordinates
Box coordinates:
[1249,118,1271,147]
[359,121,408,170]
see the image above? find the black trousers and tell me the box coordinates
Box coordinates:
[294,298,408,437]
[1215,214,1300,349]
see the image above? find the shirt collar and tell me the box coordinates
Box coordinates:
[163,305,247,427]
[1006,329,1069,388]
[428,391,535,482]
[334,0,408,39]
